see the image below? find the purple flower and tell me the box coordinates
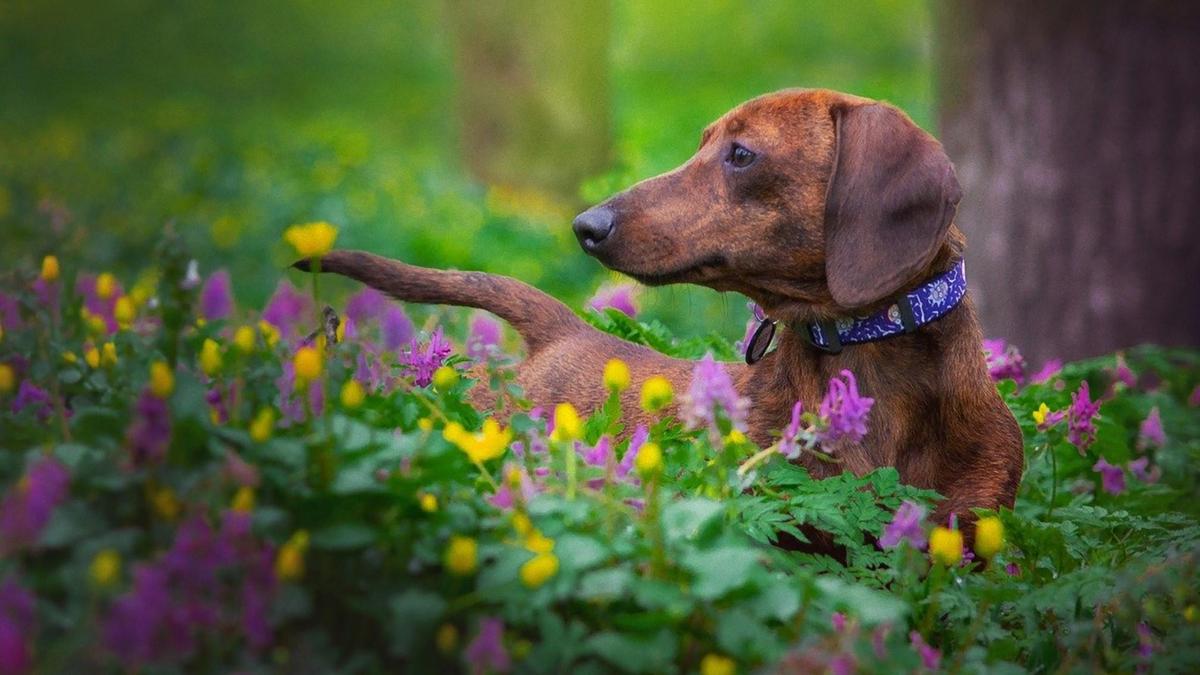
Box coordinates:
[275,359,324,424]
[0,578,35,675]
[681,353,749,438]
[982,338,1025,384]
[586,283,638,317]
[618,426,649,480]
[1128,457,1161,484]
[75,274,120,333]
[0,458,70,553]
[344,288,388,325]
[0,292,23,332]
[1138,407,1165,448]
[465,616,510,674]
[1093,458,1125,495]
[831,612,846,633]
[468,312,503,361]
[909,631,941,671]
[1029,359,1062,384]
[1112,354,1137,389]
[829,654,855,675]
[11,381,52,421]
[879,500,927,550]
[32,278,60,318]
[199,270,233,321]
[262,281,311,339]
[580,436,612,468]
[380,306,414,351]
[1068,381,1101,453]
[1136,621,1155,661]
[1004,562,1021,577]
[125,390,172,466]
[779,401,805,460]
[1190,385,1200,408]
[818,370,874,447]
[401,327,452,387]
[102,514,277,667]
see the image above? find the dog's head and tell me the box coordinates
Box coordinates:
[573,89,962,315]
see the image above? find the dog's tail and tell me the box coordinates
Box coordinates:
[294,250,588,353]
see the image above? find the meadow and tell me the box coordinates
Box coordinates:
[2,2,1198,672]
[0,239,1197,672]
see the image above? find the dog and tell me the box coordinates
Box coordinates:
[296,88,1024,538]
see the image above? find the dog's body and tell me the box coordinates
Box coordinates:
[301,89,1024,534]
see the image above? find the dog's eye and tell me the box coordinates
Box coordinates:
[727,143,757,169]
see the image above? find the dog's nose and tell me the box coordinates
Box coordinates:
[572,206,615,250]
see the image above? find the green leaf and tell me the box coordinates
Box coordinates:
[584,629,676,674]
[556,534,608,571]
[661,497,723,544]
[578,566,633,601]
[681,546,760,600]
[309,523,376,550]
[388,589,447,657]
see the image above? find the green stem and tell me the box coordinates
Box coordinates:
[565,439,577,500]
[1047,444,1058,520]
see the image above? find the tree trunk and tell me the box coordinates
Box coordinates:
[444,0,611,203]
[934,0,1200,366]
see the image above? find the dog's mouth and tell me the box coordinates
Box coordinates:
[617,254,729,286]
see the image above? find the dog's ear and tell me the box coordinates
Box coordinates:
[823,103,962,309]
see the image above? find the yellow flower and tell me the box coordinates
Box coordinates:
[444,536,478,576]
[444,419,512,463]
[293,346,322,384]
[249,408,275,443]
[231,486,255,513]
[95,272,117,299]
[81,309,107,335]
[640,376,674,412]
[973,516,1005,559]
[519,552,559,588]
[435,623,459,654]
[418,492,438,513]
[111,294,132,329]
[233,326,256,353]
[725,429,746,445]
[335,320,346,343]
[511,512,533,537]
[258,320,280,348]
[700,653,736,675]
[149,361,174,398]
[0,320,4,342]
[635,442,663,476]
[0,364,14,394]
[432,365,459,391]
[550,402,582,442]
[84,346,101,369]
[524,530,554,554]
[1032,403,1049,426]
[89,549,121,588]
[275,530,310,582]
[150,487,181,521]
[929,526,964,567]
[603,358,630,392]
[1185,605,1197,623]
[62,351,78,364]
[340,379,366,408]
[284,221,338,258]
[40,255,59,282]
[199,338,222,376]
[417,417,434,432]
[101,342,118,367]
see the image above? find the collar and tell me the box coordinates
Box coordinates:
[744,260,967,362]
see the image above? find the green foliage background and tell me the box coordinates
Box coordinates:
[0,0,931,342]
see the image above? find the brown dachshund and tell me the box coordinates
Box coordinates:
[296,88,1024,535]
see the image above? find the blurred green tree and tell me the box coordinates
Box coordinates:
[445,0,612,203]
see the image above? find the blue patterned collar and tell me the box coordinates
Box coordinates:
[743,260,967,362]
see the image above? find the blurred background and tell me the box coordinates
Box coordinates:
[1,0,1196,365]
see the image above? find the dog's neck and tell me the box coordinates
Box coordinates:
[742,236,990,469]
